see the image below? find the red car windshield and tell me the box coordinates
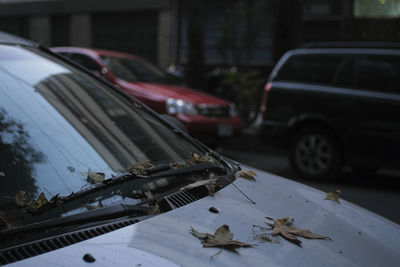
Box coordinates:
[101,55,178,84]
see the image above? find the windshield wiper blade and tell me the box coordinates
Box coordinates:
[0,204,147,237]
[33,162,224,215]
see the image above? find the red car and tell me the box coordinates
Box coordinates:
[51,47,242,142]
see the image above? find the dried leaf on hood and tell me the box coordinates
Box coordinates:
[265,217,331,246]
[234,170,256,181]
[325,189,341,203]
[14,190,33,207]
[187,153,214,165]
[170,162,185,169]
[28,192,48,212]
[130,162,153,176]
[190,225,253,253]
[87,200,104,211]
[87,171,105,184]
[180,178,219,196]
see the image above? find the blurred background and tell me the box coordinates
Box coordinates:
[0,0,399,223]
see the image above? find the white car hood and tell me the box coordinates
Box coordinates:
[9,168,400,266]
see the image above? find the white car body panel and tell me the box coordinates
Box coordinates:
[9,168,400,267]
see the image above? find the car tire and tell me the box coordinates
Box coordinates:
[289,127,342,180]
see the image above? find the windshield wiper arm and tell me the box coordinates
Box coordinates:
[149,162,225,178]
[33,162,224,215]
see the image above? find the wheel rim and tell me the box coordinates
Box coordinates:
[294,133,333,176]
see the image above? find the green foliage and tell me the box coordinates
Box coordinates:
[218,67,265,123]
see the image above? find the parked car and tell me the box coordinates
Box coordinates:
[1,32,399,266]
[50,47,243,143]
[260,42,400,180]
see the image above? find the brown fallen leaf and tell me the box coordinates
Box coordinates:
[14,190,32,207]
[234,170,256,181]
[87,171,105,184]
[170,162,185,169]
[265,217,331,246]
[28,192,48,212]
[87,200,104,211]
[187,153,214,165]
[130,162,153,176]
[180,178,219,196]
[325,190,341,203]
[190,225,253,253]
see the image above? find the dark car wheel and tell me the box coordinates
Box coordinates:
[289,127,342,180]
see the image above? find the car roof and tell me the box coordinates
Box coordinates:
[51,46,143,61]
[300,41,400,49]
[0,31,37,47]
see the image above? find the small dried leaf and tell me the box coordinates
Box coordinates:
[87,200,104,211]
[14,191,32,207]
[190,227,209,240]
[29,192,48,212]
[325,189,341,203]
[190,225,252,252]
[134,102,142,109]
[187,153,214,165]
[235,170,256,181]
[87,171,105,184]
[170,162,185,169]
[130,162,153,175]
[180,178,219,196]
[266,217,331,247]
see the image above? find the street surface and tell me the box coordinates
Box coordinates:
[216,133,400,224]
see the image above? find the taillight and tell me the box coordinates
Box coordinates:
[261,82,272,120]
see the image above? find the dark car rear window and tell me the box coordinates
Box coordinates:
[347,55,400,93]
[275,54,346,85]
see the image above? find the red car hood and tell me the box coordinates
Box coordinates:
[119,81,231,105]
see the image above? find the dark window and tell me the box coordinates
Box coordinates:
[51,15,71,46]
[275,54,345,85]
[70,53,101,72]
[352,55,400,93]
[91,11,158,64]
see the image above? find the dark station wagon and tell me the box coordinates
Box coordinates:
[260,42,400,180]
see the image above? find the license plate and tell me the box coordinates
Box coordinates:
[218,124,233,137]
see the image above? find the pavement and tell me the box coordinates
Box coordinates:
[215,130,400,224]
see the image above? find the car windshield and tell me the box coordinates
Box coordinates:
[0,44,204,229]
[101,55,178,84]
